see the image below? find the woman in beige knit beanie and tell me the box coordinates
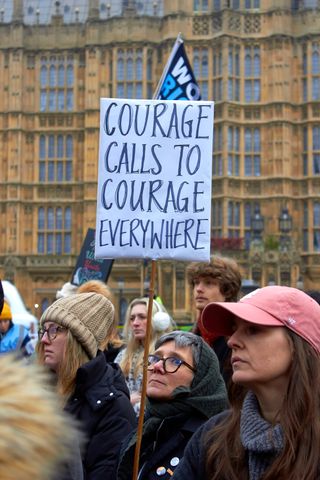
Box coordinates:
[37,292,136,480]
[77,280,124,362]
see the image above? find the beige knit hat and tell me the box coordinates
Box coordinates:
[40,292,114,359]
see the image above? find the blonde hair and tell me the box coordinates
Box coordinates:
[0,355,80,480]
[77,280,123,350]
[120,297,173,379]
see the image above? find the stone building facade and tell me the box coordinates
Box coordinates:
[0,0,320,322]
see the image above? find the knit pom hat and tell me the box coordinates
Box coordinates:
[0,302,12,321]
[56,282,78,299]
[40,293,114,359]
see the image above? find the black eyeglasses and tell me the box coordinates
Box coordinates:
[147,354,196,374]
[38,325,66,343]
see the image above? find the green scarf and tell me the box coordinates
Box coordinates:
[117,338,228,478]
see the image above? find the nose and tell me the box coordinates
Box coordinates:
[195,281,204,292]
[227,329,243,349]
[132,317,140,326]
[152,358,165,373]
[40,331,50,344]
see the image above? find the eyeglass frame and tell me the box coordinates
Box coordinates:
[38,325,67,343]
[147,354,196,374]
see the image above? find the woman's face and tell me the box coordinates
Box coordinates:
[39,321,68,373]
[129,303,148,341]
[227,318,293,394]
[147,340,195,401]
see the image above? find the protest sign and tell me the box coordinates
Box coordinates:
[95,98,214,262]
[72,228,114,285]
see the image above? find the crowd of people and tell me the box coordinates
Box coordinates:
[1,257,320,480]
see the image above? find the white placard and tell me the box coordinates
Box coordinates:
[95,98,214,261]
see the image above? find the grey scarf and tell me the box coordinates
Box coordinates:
[240,392,284,480]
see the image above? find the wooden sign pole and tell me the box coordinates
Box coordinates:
[132,259,157,480]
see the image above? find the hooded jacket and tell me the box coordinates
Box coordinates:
[117,337,228,480]
[65,351,137,480]
[0,322,30,355]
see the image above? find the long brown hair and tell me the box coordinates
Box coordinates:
[205,331,320,480]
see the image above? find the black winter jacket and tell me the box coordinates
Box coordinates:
[65,351,137,480]
[117,412,207,480]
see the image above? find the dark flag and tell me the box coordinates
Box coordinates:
[72,228,114,286]
[154,33,201,101]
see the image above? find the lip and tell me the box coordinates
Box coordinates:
[148,378,166,386]
[231,356,245,365]
[195,296,207,301]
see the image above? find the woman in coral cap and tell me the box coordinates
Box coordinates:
[173,285,320,480]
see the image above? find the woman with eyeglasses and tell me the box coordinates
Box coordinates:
[116,330,228,480]
[115,297,174,416]
[36,292,136,480]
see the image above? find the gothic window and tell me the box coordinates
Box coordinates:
[227,126,240,175]
[245,0,260,7]
[244,46,260,102]
[228,201,241,238]
[228,45,240,101]
[302,44,308,101]
[244,202,260,248]
[312,126,320,174]
[37,206,72,254]
[39,135,73,182]
[39,55,74,112]
[244,128,260,176]
[303,127,308,175]
[116,48,144,98]
[211,200,223,239]
[194,0,209,12]
[312,43,320,100]
[213,125,223,176]
[313,201,320,251]
[193,47,208,99]
[213,49,222,101]
[304,0,318,7]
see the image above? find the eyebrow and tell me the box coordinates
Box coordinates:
[154,349,184,360]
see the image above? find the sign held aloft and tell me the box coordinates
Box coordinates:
[95,98,214,262]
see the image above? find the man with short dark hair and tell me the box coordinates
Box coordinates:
[186,255,242,378]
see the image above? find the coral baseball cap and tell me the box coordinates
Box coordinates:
[202,286,320,354]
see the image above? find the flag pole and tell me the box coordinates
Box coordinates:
[152,32,183,99]
[132,259,157,480]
